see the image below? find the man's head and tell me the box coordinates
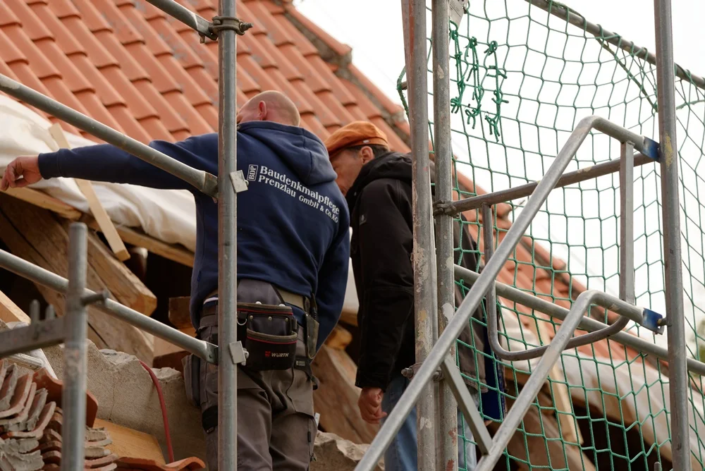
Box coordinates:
[324,122,390,195]
[237,91,301,127]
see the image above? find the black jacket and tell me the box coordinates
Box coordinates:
[348,152,487,391]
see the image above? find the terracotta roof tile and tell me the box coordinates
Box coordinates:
[0,0,412,158]
[91,0,144,46]
[47,0,81,20]
[245,1,294,47]
[6,0,52,42]
[69,0,113,34]
[282,4,351,58]
[0,2,22,28]
[348,64,404,116]
[56,16,119,69]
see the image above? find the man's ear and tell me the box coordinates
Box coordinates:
[359,146,375,164]
[257,101,268,121]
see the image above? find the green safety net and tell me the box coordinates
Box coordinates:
[398,1,705,470]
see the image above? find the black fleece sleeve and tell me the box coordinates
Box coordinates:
[355,179,414,390]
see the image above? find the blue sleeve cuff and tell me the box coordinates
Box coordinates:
[38,152,62,179]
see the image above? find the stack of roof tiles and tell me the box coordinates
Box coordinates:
[0,360,118,471]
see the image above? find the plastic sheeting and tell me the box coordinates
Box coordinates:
[0,95,197,252]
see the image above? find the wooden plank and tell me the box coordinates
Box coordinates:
[0,195,154,361]
[94,418,165,465]
[49,124,130,262]
[312,345,378,444]
[101,222,195,268]
[325,324,352,350]
[0,290,30,324]
[3,187,81,221]
[72,219,157,317]
[168,297,192,331]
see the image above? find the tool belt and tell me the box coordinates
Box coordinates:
[197,285,319,374]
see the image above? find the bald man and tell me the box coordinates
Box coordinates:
[1,91,350,470]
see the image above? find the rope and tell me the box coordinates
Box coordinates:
[139,360,175,463]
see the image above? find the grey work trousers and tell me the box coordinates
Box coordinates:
[197,280,316,471]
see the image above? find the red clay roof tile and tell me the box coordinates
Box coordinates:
[47,0,81,20]
[29,4,85,57]
[348,65,404,116]
[0,2,22,28]
[6,0,53,42]
[69,0,113,34]
[245,2,294,47]
[0,29,27,65]
[2,26,59,79]
[340,79,383,119]
[91,0,144,46]
[282,4,351,58]
[58,16,119,69]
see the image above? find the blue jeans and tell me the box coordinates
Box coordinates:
[381,375,479,471]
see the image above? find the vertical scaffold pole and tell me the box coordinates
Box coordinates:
[432,0,458,469]
[218,0,239,469]
[653,1,690,469]
[61,223,88,471]
[402,0,437,469]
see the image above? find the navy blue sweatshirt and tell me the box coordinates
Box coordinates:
[38,121,350,348]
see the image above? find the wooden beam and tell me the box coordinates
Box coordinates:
[325,324,352,350]
[0,290,30,324]
[168,297,192,331]
[98,222,195,268]
[3,187,81,221]
[49,124,130,261]
[0,195,154,361]
[70,219,157,317]
[312,345,378,444]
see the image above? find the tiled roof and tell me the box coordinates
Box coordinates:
[0,0,411,151]
[0,0,645,366]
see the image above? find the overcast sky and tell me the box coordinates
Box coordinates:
[297,0,705,107]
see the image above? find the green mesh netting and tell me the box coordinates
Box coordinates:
[398,1,705,469]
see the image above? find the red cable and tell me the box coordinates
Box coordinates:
[139,360,175,463]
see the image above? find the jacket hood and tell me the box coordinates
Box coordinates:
[238,121,336,186]
[346,151,412,211]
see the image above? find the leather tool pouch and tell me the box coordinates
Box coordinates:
[238,303,298,371]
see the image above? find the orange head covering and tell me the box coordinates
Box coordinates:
[324,121,390,157]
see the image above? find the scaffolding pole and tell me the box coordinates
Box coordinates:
[654,0,691,469]
[60,223,88,471]
[432,0,458,469]
[401,0,438,469]
[217,0,239,469]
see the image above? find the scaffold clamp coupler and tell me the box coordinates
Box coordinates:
[229,341,248,365]
[401,363,443,381]
[229,170,249,194]
[433,200,454,216]
[210,16,254,36]
[643,308,666,334]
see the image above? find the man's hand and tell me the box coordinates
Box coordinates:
[1,157,42,191]
[358,387,387,424]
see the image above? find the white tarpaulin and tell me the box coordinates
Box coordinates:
[0,95,197,252]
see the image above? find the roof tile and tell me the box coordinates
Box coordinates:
[5,0,52,42]
[282,4,351,58]
[348,64,404,116]
[69,0,113,34]
[91,0,144,46]
[0,2,22,28]
[58,16,119,69]
[47,0,82,20]
[2,26,60,79]
[245,1,294,47]
[29,3,85,57]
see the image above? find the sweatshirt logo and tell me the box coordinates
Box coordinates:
[253,165,340,223]
[247,164,258,182]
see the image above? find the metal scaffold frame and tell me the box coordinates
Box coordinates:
[0,0,249,469]
[0,0,697,469]
[356,0,698,470]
